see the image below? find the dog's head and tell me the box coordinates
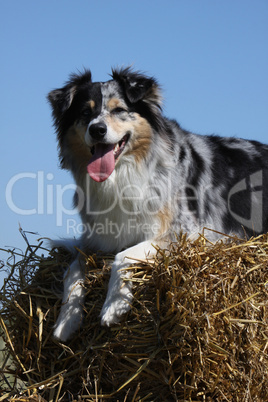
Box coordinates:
[48,67,164,182]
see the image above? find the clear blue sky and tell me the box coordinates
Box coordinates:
[1,0,268,284]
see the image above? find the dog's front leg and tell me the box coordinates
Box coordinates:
[100,240,157,326]
[54,258,85,341]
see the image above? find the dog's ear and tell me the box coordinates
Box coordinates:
[123,75,155,104]
[47,70,92,118]
[112,67,162,107]
[47,86,76,118]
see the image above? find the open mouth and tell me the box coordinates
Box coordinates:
[91,133,130,161]
[113,133,130,160]
[87,133,130,182]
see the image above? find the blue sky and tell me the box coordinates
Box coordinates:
[1,0,268,284]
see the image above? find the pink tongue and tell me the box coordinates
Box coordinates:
[87,143,115,182]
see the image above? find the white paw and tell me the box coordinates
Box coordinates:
[53,303,83,342]
[100,293,132,326]
[100,255,134,326]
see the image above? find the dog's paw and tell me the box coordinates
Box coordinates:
[53,305,83,342]
[100,256,133,327]
[100,295,131,326]
[100,278,133,326]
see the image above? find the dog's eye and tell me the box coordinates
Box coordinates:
[111,107,128,114]
[81,109,91,117]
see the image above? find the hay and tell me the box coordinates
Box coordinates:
[1,231,268,401]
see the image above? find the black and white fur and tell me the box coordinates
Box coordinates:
[48,67,268,341]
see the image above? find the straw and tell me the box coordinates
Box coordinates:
[0,230,268,401]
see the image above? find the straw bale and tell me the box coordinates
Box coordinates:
[0,232,268,401]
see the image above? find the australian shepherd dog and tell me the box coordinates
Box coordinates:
[48,67,268,341]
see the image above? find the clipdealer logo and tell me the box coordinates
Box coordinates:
[5,169,265,233]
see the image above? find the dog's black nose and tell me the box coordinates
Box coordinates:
[89,122,107,140]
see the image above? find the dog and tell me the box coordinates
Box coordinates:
[47,67,268,341]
